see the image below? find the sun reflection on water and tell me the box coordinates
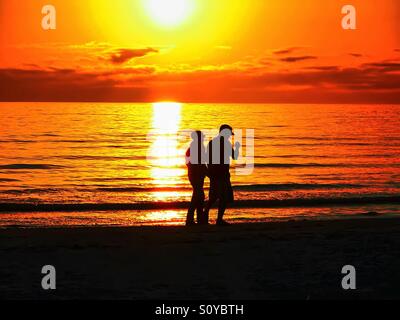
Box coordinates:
[149,102,186,200]
[142,210,184,224]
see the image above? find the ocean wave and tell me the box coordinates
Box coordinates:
[0,140,37,143]
[0,196,398,213]
[94,186,189,192]
[264,142,400,147]
[2,188,61,194]
[0,164,66,170]
[0,183,383,195]
[251,163,400,168]
[256,155,330,159]
[80,177,144,182]
[95,183,367,193]
[256,154,398,159]
[252,163,338,168]
[58,155,133,161]
[233,183,366,191]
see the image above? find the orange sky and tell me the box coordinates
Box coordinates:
[0,0,399,103]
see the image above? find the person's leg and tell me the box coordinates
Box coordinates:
[186,195,196,225]
[201,177,216,225]
[192,178,205,224]
[186,173,197,226]
[203,185,217,225]
[196,188,205,223]
[216,178,232,226]
[217,199,226,223]
[202,198,214,225]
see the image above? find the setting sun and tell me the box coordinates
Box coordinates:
[143,0,195,27]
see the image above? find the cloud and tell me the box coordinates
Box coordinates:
[305,66,339,71]
[0,68,152,102]
[349,53,363,58]
[362,61,400,72]
[1,57,399,103]
[280,56,317,63]
[108,48,159,64]
[273,47,303,55]
[151,65,400,103]
[7,42,161,68]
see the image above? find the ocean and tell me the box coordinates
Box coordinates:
[0,102,399,226]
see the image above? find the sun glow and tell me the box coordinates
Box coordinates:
[149,102,185,189]
[143,0,195,27]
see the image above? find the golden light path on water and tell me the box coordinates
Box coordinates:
[149,102,186,204]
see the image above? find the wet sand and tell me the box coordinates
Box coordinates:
[1,217,400,300]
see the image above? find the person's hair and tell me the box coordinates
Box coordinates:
[219,124,233,133]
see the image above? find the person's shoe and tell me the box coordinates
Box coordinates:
[185,220,196,227]
[197,220,209,226]
[216,219,231,226]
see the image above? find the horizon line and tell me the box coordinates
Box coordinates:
[0,100,399,105]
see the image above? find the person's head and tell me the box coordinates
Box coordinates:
[191,130,204,141]
[219,124,234,138]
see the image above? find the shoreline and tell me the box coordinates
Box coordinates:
[1,214,399,229]
[0,204,398,229]
[0,214,399,230]
[0,195,399,213]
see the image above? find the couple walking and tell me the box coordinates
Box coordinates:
[185,124,240,226]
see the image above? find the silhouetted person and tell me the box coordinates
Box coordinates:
[204,124,240,226]
[185,131,207,226]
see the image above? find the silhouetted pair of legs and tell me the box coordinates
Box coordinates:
[186,175,205,226]
[186,179,228,226]
[186,171,232,226]
[203,196,227,226]
[202,175,232,226]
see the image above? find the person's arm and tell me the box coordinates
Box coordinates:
[185,147,191,164]
[232,141,240,160]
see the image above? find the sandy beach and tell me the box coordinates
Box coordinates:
[1,217,400,300]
